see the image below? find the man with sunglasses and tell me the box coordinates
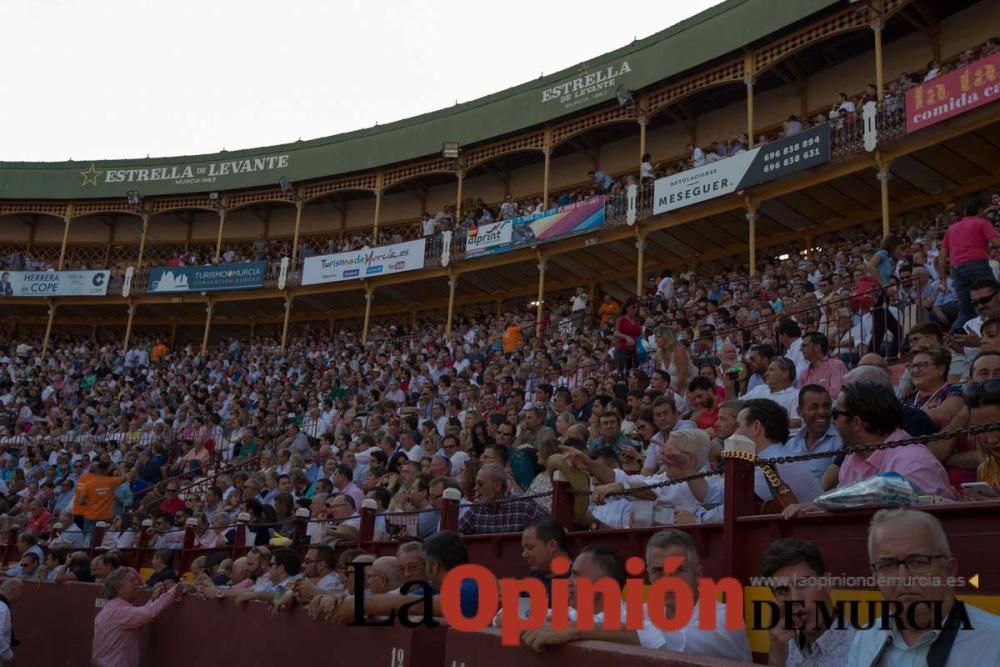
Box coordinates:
[961,364,1000,496]
[834,383,953,498]
[938,197,1000,334]
[848,509,1000,666]
[954,279,1000,360]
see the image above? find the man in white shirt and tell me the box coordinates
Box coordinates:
[848,509,1000,666]
[740,358,802,428]
[0,578,23,666]
[643,530,751,661]
[777,319,809,381]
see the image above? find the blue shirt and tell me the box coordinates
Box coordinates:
[873,248,893,284]
[785,424,843,481]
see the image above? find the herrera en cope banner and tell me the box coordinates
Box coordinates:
[905,53,1000,133]
[302,239,426,286]
[0,270,110,297]
[146,262,266,294]
[653,124,830,215]
[464,196,605,259]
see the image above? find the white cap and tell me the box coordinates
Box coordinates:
[185,518,200,527]
[53,522,65,530]
[237,512,251,523]
[294,507,311,518]
[141,519,153,528]
[361,498,378,511]
[95,521,109,529]
[442,488,462,501]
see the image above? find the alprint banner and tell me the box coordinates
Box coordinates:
[302,239,426,286]
[0,270,110,297]
[464,196,605,259]
[905,53,1000,133]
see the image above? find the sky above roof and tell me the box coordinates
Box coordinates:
[1,0,722,162]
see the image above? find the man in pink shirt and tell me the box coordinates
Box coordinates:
[938,197,1000,333]
[797,331,847,398]
[834,383,954,498]
[92,567,181,667]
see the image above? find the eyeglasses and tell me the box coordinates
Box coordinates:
[962,380,1000,408]
[973,292,998,307]
[870,554,947,576]
[831,407,853,420]
[497,430,513,436]
[906,361,931,372]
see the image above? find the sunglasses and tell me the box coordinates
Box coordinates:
[963,380,1000,408]
[973,292,998,307]
[831,407,854,420]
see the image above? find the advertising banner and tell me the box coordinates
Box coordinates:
[905,53,1000,133]
[653,124,830,215]
[302,239,426,286]
[0,270,110,297]
[146,262,266,293]
[464,196,605,259]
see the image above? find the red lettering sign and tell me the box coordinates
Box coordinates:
[906,53,1000,133]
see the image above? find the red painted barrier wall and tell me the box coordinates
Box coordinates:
[444,628,753,666]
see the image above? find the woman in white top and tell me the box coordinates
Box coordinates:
[653,326,697,396]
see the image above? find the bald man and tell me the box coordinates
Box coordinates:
[367,557,402,594]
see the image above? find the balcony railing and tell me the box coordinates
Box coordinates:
[7,102,908,298]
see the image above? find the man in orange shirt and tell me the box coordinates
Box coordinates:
[598,295,620,327]
[150,340,169,363]
[79,462,124,538]
[502,320,522,354]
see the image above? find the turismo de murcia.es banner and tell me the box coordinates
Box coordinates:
[653,124,831,215]
[465,196,606,259]
[905,52,1000,133]
[302,239,426,286]
[146,263,267,294]
[0,270,110,297]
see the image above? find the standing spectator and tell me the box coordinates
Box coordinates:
[939,197,1000,333]
[0,579,23,667]
[92,568,182,667]
[612,297,642,377]
[588,169,614,193]
[867,234,905,357]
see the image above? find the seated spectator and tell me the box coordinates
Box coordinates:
[313,530,476,623]
[760,537,854,665]
[643,530,751,660]
[458,464,545,534]
[519,518,569,604]
[848,509,1000,665]
[797,332,848,398]
[901,346,964,429]
[738,357,802,428]
[836,383,953,497]
[785,385,843,481]
[519,544,663,651]
[145,549,179,588]
[962,370,1000,497]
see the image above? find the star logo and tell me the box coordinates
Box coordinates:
[80,164,102,187]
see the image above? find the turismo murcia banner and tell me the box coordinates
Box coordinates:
[653,124,830,215]
[302,239,426,286]
[0,270,110,297]
[905,53,1000,133]
[146,262,267,293]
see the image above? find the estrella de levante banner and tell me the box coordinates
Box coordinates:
[464,196,605,259]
